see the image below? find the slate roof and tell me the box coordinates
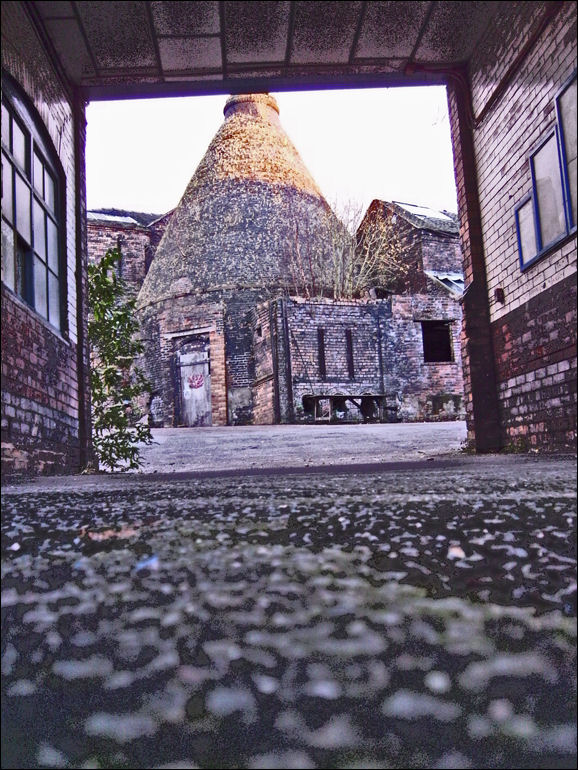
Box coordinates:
[87,211,140,225]
[379,200,459,235]
[88,208,163,226]
[425,270,465,295]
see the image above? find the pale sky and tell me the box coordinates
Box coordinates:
[85,85,458,222]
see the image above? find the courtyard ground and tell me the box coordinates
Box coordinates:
[1,423,576,768]
[129,422,469,476]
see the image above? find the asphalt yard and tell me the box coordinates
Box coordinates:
[1,424,576,769]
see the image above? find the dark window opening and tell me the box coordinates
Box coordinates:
[345,329,355,379]
[256,325,262,339]
[422,321,453,362]
[317,327,326,379]
[302,395,315,417]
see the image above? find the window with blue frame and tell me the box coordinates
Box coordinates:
[557,74,577,230]
[515,71,577,270]
[1,75,65,332]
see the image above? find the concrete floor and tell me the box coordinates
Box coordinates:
[134,421,469,475]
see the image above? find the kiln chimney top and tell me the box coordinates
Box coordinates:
[224,93,280,118]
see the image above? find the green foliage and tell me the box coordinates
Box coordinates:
[87,247,153,471]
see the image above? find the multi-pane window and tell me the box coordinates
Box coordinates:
[1,82,63,331]
[515,71,577,270]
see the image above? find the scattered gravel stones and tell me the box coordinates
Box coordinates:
[1,458,576,768]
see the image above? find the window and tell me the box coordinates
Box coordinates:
[557,74,577,230]
[317,327,326,379]
[1,77,64,331]
[515,71,577,270]
[421,321,453,363]
[530,128,566,249]
[345,329,355,379]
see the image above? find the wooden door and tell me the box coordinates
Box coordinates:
[178,350,212,426]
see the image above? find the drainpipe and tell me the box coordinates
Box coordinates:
[280,297,294,422]
[73,93,92,470]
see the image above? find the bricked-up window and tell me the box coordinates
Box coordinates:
[515,72,577,270]
[345,329,355,379]
[1,78,63,331]
[421,321,453,363]
[317,328,327,379]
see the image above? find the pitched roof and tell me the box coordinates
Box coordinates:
[88,208,163,226]
[87,211,140,225]
[376,200,459,235]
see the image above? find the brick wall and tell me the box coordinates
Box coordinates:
[87,221,152,296]
[387,294,464,421]
[138,295,228,428]
[1,2,87,475]
[260,295,464,424]
[492,273,577,450]
[463,0,577,451]
[1,289,80,473]
[285,299,384,421]
[421,231,462,274]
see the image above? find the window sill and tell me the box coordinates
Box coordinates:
[520,227,577,272]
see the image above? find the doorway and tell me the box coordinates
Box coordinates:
[176,340,212,427]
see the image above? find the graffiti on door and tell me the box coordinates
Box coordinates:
[177,347,211,426]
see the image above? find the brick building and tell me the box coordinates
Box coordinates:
[1,4,89,475]
[136,92,347,426]
[86,210,172,296]
[460,2,577,452]
[252,292,464,426]
[1,2,576,475]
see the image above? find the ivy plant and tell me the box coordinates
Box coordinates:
[87,247,153,471]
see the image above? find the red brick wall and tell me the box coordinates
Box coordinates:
[421,231,462,275]
[1,289,80,474]
[492,273,577,450]
[1,2,87,475]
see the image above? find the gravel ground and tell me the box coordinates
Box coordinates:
[1,456,576,769]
